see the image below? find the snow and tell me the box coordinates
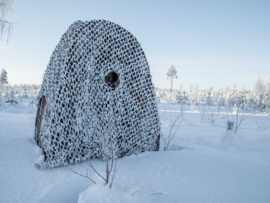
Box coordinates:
[0,104,270,203]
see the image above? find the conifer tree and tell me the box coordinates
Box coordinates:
[205,90,213,106]
[166,65,178,92]
[256,93,264,112]
[263,78,270,108]
[0,69,8,91]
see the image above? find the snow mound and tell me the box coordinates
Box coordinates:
[78,183,132,203]
[0,105,37,114]
[211,130,270,152]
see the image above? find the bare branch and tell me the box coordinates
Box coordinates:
[233,107,251,133]
[88,162,106,182]
[131,188,139,196]
[79,90,121,188]
[252,118,267,131]
[163,112,181,151]
[68,167,96,184]
[151,192,168,196]
[207,106,220,123]
[110,162,122,188]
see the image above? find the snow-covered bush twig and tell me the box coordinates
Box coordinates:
[207,106,219,123]
[70,93,121,188]
[200,104,207,123]
[178,102,186,119]
[252,118,266,131]
[162,113,181,151]
[94,93,121,187]
[68,167,96,184]
[233,107,250,133]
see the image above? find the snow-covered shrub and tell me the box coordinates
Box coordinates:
[5,88,18,106]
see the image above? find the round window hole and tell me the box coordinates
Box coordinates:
[105,71,120,89]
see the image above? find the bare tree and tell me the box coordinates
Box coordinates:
[207,106,219,123]
[233,107,250,133]
[200,104,207,123]
[253,75,266,96]
[195,83,199,103]
[92,96,121,187]
[189,83,194,103]
[0,0,15,42]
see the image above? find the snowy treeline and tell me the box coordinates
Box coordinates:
[0,84,41,107]
[1,83,270,114]
[155,83,270,114]
[0,69,40,107]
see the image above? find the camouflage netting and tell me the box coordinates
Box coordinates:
[35,20,160,169]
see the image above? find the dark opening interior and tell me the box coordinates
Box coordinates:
[107,71,118,83]
[105,71,120,89]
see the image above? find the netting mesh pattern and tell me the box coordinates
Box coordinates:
[35,20,160,169]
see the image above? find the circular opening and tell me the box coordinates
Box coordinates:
[107,71,118,83]
[105,71,120,89]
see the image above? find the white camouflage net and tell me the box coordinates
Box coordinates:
[35,20,160,169]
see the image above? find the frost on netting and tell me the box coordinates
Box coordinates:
[34,20,161,169]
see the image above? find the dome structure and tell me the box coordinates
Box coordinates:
[35,20,160,169]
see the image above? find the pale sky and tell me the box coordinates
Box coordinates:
[0,0,269,90]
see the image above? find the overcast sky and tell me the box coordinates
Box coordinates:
[0,0,269,90]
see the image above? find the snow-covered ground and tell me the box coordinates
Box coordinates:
[0,104,270,203]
